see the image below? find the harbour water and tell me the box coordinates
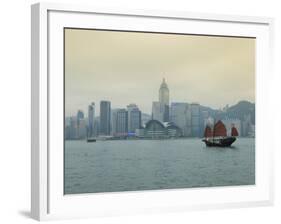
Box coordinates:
[64,138,255,194]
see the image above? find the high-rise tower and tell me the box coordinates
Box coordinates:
[127,104,142,133]
[88,102,95,137]
[100,101,111,135]
[159,78,169,106]
[152,78,170,122]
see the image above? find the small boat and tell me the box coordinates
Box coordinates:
[87,138,96,143]
[202,120,239,147]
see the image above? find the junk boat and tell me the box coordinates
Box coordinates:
[87,137,96,143]
[202,120,238,147]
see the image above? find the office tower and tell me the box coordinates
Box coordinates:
[191,103,200,137]
[201,110,209,136]
[76,110,84,124]
[127,104,142,133]
[170,102,191,136]
[152,101,162,121]
[64,117,71,140]
[100,101,111,135]
[242,114,252,137]
[152,78,170,122]
[116,109,128,137]
[159,78,169,106]
[69,116,77,139]
[88,102,95,137]
[159,78,170,122]
[93,117,100,136]
[76,110,84,138]
[77,118,87,139]
[111,108,120,136]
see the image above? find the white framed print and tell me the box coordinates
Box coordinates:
[31,2,274,221]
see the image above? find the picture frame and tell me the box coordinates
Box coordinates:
[31,2,274,221]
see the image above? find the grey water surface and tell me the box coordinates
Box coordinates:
[64,138,255,194]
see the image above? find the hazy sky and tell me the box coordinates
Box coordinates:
[65,28,255,116]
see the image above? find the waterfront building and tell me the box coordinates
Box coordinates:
[143,120,182,139]
[135,128,145,138]
[201,110,209,136]
[88,102,95,137]
[242,114,252,137]
[64,117,71,139]
[77,118,87,139]
[159,78,169,106]
[191,103,200,137]
[159,78,170,122]
[162,104,170,122]
[152,101,162,121]
[111,108,121,136]
[100,101,111,135]
[69,116,77,139]
[76,110,84,124]
[170,102,192,137]
[127,104,142,134]
[76,110,85,138]
[152,78,170,122]
[249,124,255,137]
[165,122,183,137]
[141,113,151,127]
[115,109,128,137]
[93,117,100,136]
[145,120,166,138]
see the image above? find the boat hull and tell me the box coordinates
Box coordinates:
[202,137,236,147]
[87,138,96,142]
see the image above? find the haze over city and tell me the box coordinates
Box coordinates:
[65,28,255,116]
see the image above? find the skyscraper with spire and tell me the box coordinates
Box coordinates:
[159,78,169,106]
[152,78,170,122]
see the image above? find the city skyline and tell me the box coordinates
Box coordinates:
[65,78,255,140]
[65,28,255,116]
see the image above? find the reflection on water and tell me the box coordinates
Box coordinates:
[64,138,255,194]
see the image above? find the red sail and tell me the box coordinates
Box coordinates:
[213,120,227,137]
[231,127,239,136]
[204,126,213,137]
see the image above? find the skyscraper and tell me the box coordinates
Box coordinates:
[127,104,142,133]
[191,103,200,137]
[152,101,162,121]
[152,78,170,122]
[88,102,95,137]
[76,110,84,123]
[77,118,87,139]
[170,102,192,136]
[159,78,169,106]
[159,78,170,122]
[114,109,128,137]
[76,110,85,138]
[100,101,111,135]
[111,108,120,136]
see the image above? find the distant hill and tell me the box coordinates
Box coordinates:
[215,101,255,124]
[140,101,255,126]
[199,105,219,118]
[226,101,255,124]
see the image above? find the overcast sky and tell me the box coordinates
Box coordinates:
[65,28,255,116]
